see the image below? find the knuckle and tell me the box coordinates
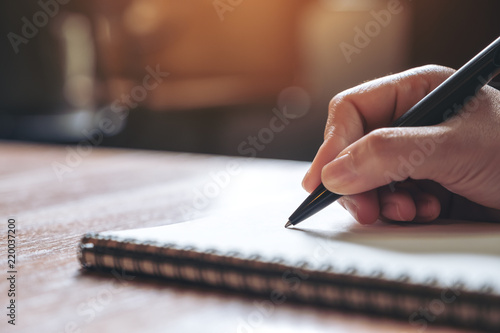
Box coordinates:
[361,129,402,173]
[347,148,362,173]
[364,128,397,157]
[325,93,350,140]
[328,92,348,111]
[418,64,445,72]
[416,64,456,80]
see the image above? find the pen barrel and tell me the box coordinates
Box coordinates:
[393,36,500,128]
[288,184,342,224]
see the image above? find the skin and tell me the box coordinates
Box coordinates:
[302,65,500,224]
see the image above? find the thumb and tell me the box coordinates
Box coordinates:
[321,126,457,195]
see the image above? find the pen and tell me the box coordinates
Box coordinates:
[286,36,500,228]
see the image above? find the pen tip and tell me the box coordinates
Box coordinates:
[284,221,293,228]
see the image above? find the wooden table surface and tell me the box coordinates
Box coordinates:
[0,142,473,333]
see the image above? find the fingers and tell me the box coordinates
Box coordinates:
[321,126,456,195]
[338,190,380,224]
[378,186,416,221]
[302,133,348,192]
[378,184,441,222]
[413,192,441,222]
[303,65,455,193]
[338,181,442,224]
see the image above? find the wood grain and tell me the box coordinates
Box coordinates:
[0,142,472,333]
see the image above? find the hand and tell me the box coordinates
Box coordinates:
[302,65,500,224]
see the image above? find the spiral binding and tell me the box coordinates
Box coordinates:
[79,233,500,331]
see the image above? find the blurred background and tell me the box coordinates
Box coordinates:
[1,0,499,161]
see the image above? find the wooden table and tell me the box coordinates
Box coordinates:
[0,142,471,333]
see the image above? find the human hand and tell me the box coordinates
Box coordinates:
[302,65,500,224]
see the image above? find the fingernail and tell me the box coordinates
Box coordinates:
[381,203,404,221]
[415,199,436,220]
[322,153,357,192]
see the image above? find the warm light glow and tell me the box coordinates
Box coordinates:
[61,14,95,109]
[123,0,163,36]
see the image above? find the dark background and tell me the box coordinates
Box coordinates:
[1,0,499,161]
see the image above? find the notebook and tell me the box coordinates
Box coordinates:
[79,197,500,331]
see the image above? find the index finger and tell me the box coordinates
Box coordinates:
[302,65,455,192]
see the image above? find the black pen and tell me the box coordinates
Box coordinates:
[286,36,500,228]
